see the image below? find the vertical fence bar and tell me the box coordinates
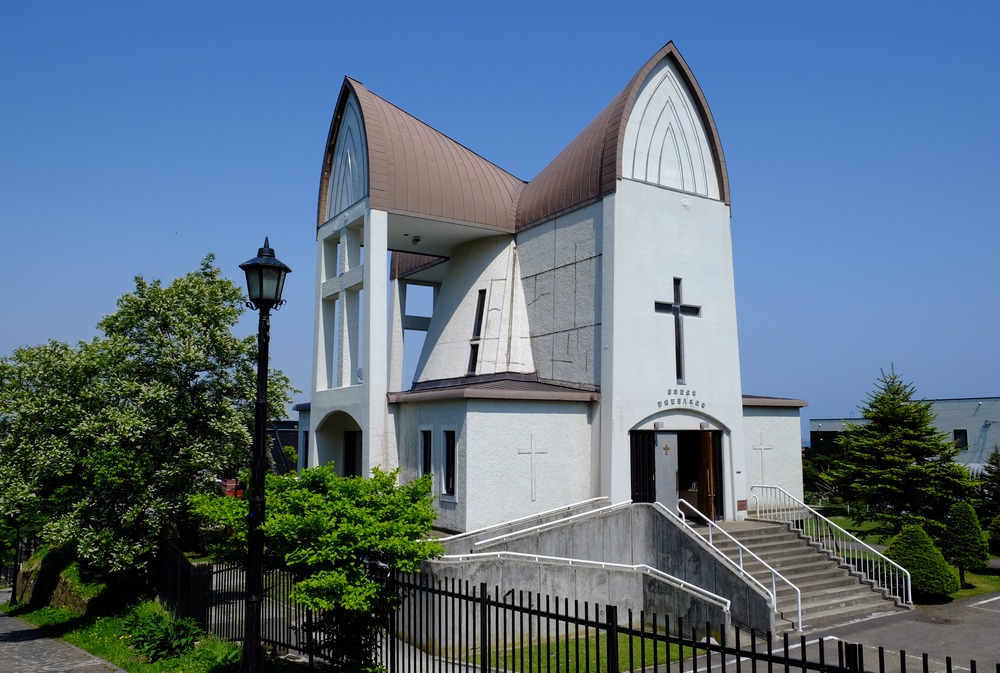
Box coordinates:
[479,582,488,673]
[606,605,619,672]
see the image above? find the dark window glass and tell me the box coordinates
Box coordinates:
[472,290,487,338]
[421,430,432,476]
[954,429,968,449]
[444,430,456,496]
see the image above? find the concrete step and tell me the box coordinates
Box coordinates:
[705,521,905,634]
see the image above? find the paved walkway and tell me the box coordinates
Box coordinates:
[0,587,126,673]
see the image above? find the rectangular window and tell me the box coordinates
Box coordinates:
[472,289,487,338]
[421,430,432,476]
[467,289,487,375]
[466,343,479,375]
[954,429,968,449]
[443,430,456,496]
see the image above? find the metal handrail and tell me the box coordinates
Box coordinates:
[749,485,912,605]
[675,500,803,631]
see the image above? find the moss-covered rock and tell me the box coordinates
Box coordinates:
[13,546,112,615]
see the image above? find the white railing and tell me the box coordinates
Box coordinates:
[673,500,802,631]
[749,485,912,606]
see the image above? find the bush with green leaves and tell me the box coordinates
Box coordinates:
[943,501,989,586]
[122,601,204,662]
[192,464,443,672]
[885,524,959,599]
[988,515,1000,555]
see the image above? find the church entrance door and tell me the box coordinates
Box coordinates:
[630,429,723,519]
[677,431,722,520]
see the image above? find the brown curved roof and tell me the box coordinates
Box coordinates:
[515,42,730,230]
[318,78,525,231]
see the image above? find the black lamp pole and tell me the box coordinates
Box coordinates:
[239,238,291,673]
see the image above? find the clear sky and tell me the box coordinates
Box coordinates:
[3,1,998,439]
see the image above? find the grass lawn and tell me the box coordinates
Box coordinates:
[477,630,684,673]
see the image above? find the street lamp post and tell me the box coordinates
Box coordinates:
[239,238,291,673]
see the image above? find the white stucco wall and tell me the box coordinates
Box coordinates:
[414,236,533,383]
[742,406,804,502]
[465,400,594,530]
[392,399,469,532]
[601,181,745,516]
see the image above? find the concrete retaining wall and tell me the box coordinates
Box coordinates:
[418,503,772,645]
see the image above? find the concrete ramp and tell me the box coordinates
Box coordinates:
[424,502,775,635]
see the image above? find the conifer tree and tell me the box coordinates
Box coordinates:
[822,367,973,541]
[979,445,1000,522]
[885,523,959,599]
[944,501,989,587]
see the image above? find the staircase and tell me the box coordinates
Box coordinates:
[705,521,907,632]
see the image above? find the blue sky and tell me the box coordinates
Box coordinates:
[3,2,998,438]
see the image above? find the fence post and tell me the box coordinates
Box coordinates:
[606,605,619,671]
[480,582,489,673]
[845,642,862,673]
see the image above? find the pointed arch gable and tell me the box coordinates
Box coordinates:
[318,79,373,226]
[517,43,730,231]
[616,43,729,204]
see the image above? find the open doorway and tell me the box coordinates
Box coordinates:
[630,429,723,519]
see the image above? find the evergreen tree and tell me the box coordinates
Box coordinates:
[884,524,959,599]
[979,445,1000,522]
[821,367,974,541]
[944,501,989,586]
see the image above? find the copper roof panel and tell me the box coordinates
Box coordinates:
[320,79,525,231]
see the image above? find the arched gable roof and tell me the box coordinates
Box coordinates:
[516,42,729,231]
[318,78,525,231]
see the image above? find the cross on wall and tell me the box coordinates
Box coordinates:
[655,278,701,384]
[518,435,548,501]
[752,433,773,484]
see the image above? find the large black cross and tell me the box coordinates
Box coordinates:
[654,278,701,384]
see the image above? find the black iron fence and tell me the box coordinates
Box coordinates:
[158,544,999,673]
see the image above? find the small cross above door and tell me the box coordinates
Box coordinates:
[655,278,701,384]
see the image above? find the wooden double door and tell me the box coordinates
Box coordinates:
[630,429,722,520]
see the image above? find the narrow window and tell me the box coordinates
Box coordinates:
[421,430,432,476]
[954,429,968,449]
[472,289,487,338]
[467,290,487,375]
[443,430,456,496]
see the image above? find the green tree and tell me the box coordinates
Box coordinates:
[884,523,959,599]
[192,465,442,672]
[943,501,989,587]
[0,256,291,577]
[821,367,973,540]
[979,445,1000,522]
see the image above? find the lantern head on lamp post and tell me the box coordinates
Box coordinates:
[238,238,290,673]
[240,237,291,311]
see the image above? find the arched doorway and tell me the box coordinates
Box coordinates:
[630,428,723,520]
[314,410,363,477]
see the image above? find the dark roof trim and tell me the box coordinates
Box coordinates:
[742,395,809,408]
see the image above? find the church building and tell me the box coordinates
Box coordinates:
[305,42,806,533]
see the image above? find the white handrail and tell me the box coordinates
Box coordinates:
[674,500,803,631]
[748,485,912,605]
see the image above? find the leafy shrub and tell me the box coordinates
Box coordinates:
[988,515,1000,555]
[885,524,959,600]
[122,601,203,662]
